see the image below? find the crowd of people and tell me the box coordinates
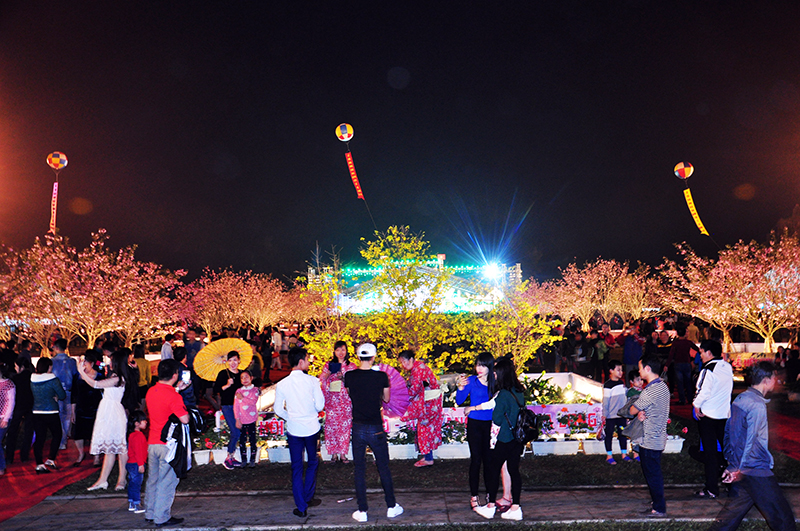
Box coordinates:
[0,315,797,530]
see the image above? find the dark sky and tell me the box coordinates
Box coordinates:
[2,2,800,282]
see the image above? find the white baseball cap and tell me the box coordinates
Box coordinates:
[357,343,377,358]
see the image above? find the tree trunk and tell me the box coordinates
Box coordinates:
[762,334,775,354]
[722,329,733,354]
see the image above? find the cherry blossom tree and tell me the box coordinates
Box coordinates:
[177,268,246,338]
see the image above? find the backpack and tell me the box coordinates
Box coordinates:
[504,390,540,444]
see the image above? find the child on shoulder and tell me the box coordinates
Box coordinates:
[234,370,260,468]
[601,360,631,464]
[126,410,148,513]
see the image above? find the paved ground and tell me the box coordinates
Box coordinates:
[3,485,800,530]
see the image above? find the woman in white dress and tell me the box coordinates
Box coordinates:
[77,350,131,491]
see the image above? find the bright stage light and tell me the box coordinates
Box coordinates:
[483,263,502,280]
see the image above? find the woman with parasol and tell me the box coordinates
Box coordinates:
[213,351,243,469]
[319,341,357,463]
[398,349,442,468]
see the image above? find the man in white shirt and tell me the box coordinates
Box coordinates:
[274,347,325,518]
[693,340,733,499]
[160,334,174,360]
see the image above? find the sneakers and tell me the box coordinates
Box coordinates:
[231,459,245,468]
[387,504,404,518]
[44,459,57,469]
[248,459,256,468]
[222,458,235,470]
[694,489,717,499]
[501,507,523,521]
[474,505,496,519]
[129,502,145,513]
[352,510,368,522]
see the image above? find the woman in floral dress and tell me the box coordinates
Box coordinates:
[399,349,442,467]
[319,341,357,462]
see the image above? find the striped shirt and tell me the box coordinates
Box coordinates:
[634,377,670,451]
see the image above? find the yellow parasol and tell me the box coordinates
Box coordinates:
[193,338,253,382]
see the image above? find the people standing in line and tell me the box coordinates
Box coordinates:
[666,325,699,405]
[160,334,175,360]
[126,410,148,514]
[50,338,77,450]
[30,357,66,473]
[630,355,671,517]
[234,369,260,468]
[70,349,104,467]
[601,360,631,464]
[0,360,15,476]
[319,341,357,463]
[273,348,325,517]
[213,351,243,470]
[132,344,151,411]
[144,359,189,527]
[6,357,34,465]
[473,356,525,521]
[693,340,734,499]
[398,349,443,467]
[345,343,403,523]
[456,352,496,510]
[78,350,132,491]
[709,361,796,531]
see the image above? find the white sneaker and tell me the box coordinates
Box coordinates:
[387,504,404,518]
[352,510,368,522]
[501,507,523,521]
[474,505,496,519]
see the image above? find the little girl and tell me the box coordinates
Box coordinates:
[234,370,260,468]
[126,410,148,513]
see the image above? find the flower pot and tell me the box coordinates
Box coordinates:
[212,449,228,464]
[267,447,291,463]
[532,440,581,455]
[387,444,417,460]
[193,449,211,465]
[664,436,684,454]
[582,440,609,455]
[434,443,470,459]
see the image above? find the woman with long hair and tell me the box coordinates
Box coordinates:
[398,349,443,467]
[474,356,525,521]
[78,349,131,490]
[456,352,496,509]
[319,341,357,462]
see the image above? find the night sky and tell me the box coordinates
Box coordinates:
[2,2,800,282]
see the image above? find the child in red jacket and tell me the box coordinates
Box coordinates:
[126,411,148,513]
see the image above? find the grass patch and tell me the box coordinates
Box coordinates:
[52,450,800,496]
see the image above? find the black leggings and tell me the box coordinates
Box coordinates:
[466,417,491,496]
[33,413,62,465]
[239,422,257,460]
[487,439,522,505]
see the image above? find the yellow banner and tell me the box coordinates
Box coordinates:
[683,188,709,236]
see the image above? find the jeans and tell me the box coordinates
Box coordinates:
[486,439,522,505]
[640,447,665,513]
[239,422,257,462]
[674,362,693,403]
[352,423,396,512]
[58,393,71,447]
[709,474,796,531]
[144,444,180,525]
[6,408,34,462]
[220,405,240,454]
[0,426,7,471]
[126,462,143,504]
[698,416,726,495]
[287,431,320,512]
[33,413,62,465]
[466,418,491,496]
[604,417,628,453]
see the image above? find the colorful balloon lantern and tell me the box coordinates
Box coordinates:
[335,123,354,142]
[674,162,693,179]
[47,152,68,171]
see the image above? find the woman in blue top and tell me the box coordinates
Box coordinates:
[456,352,495,509]
[474,356,525,521]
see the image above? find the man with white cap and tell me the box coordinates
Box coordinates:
[344,343,403,522]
